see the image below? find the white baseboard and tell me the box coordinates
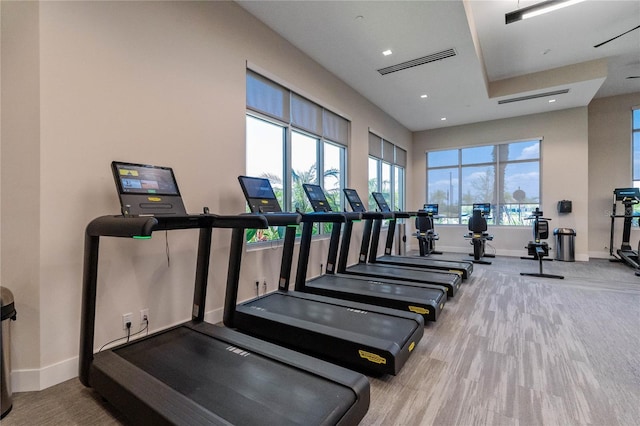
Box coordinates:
[12,356,78,392]
[12,306,226,392]
[420,246,590,262]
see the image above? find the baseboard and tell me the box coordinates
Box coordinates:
[12,306,226,392]
[12,356,78,393]
[417,246,590,262]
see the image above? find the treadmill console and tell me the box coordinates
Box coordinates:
[238,176,282,213]
[371,192,391,212]
[303,184,333,212]
[343,189,367,213]
[111,161,187,216]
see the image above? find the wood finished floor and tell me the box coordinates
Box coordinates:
[3,256,639,425]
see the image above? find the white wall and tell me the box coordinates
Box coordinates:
[588,93,640,257]
[1,0,42,389]
[3,0,638,392]
[411,107,590,260]
[2,1,412,391]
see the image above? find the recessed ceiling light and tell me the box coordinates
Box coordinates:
[382,50,392,56]
[440,117,447,121]
[421,94,428,99]
[355,15,364,20]
[548,99,556,103]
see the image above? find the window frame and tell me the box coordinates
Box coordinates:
[632,108,640,188]
[368,132,406,212]
[426,139,541,226]
[245,69,350,244]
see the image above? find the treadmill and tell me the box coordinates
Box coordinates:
[227,178,424,376]
[368,191,473,279]
[310,184,462,298]
[330,190,462,298]
[238,176,446,322]
[79,162,370,425]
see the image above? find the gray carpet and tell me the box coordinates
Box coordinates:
[4,256,639,425]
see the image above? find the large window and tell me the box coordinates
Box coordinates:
[246,70,349,242]
[368,133,406,211]
[633,108,640,188]
[426,139,540,226]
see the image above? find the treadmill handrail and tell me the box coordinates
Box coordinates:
[80,212,268,386]
[301,211,349,223]
[361,211,393,220]
[391,211,415,219]
[86,214,269,237]
[247,212,301,227]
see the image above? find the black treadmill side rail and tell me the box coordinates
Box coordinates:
[294,212,353,292]
[80,214,268,386]
[223,227,245,328]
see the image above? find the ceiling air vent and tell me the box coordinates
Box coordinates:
[498,89,570,104]
[377,48,457,76]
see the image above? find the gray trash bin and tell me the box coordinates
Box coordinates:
[1,287,17,419]
[554,228,576,262]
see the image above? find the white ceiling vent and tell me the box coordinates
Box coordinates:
[377,48,457,76]
[497,89,570,104]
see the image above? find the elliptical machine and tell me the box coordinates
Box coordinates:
[520,207,563,279]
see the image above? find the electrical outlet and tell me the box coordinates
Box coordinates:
[140,308,149,325]
[122,313,133,330]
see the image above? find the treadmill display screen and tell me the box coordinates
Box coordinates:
[239,176,277,200]
[302,184,332,212]
[423,204,438,215]
[238,176,282,213]
[473,203,491,215]
[372,192,391,212]
[344,189,366,212]
[304,184,326,201]
[112,162,180,196]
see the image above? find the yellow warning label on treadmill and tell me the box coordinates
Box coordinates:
[449,270,463,276]
[409,342,415,352]
[358,350,387,365]
[409,306,429,315]
[440,303,444,310]
[147,197,162,202]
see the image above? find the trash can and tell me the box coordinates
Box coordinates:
[1,287,17,419]
[554,228,576,262]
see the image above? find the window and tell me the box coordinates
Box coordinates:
[633,108,640,188]
[246,70,349,242]
[426,139,540,226]
[368,132,406,211]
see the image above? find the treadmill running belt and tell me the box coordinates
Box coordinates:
[115,327,355,425]
[246,293,416,343]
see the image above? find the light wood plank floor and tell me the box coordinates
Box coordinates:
[3,256,639,425]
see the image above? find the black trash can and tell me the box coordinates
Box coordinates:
[554,228,576,262]
[1,287,17,419]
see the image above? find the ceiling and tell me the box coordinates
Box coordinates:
[237,0,640,131]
